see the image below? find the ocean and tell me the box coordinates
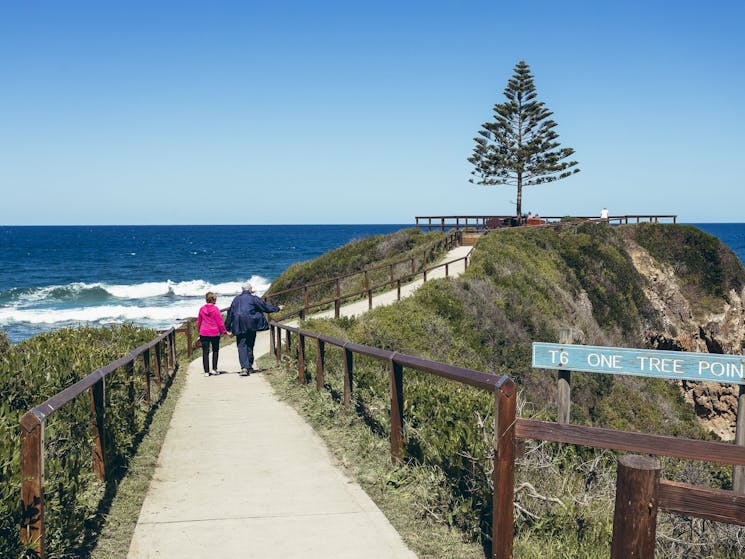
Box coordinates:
[0,225,408,343]
[1,223,743,344]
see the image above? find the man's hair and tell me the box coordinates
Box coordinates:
[243,284,254,293]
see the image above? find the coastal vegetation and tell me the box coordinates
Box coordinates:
[265,227,449,312]
[268,221,745,557]
[468,60,580,220]
[0,324,171,558]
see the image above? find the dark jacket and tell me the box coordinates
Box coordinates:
[226,291,280,334]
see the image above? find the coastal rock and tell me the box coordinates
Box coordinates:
[628,241,745,440]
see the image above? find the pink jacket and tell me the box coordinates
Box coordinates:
[197,303,228,336]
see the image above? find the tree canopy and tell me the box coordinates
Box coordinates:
[468,60,579,221]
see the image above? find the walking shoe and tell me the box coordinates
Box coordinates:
[212,369,219,376]
[203,371,210,377]
[240,368,250,376]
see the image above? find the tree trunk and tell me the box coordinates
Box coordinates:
[516,172,523,222]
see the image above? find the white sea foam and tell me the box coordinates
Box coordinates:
[0,302,196,325]
[8,275,272,304]
[0,275,274,327]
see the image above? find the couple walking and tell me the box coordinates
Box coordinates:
[197,284,284,377]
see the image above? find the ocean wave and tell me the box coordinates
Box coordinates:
[0,301,208,326]
[0,275,271,305]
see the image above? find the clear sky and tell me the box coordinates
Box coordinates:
[1,1,742,225]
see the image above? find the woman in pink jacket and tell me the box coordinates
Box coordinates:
[197,291,229,376]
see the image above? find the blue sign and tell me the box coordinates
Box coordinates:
[532,342,745,385]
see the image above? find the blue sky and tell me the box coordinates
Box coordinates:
[1,1,743,225]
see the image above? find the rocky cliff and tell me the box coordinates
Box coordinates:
[626,233,745,439]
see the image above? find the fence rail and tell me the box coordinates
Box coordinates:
[265,229,464,321]
[270,319,745,559]
[269,320,516,558]
[19,326,187,556]
[415,214,678,231]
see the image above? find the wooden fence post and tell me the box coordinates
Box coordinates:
[143,349,151,406]
[169,330,177,370]
[20,412,45,557]
[275,326,283,364]
[335,278,341,318]
[126,361,136,432]
[285,330,292,372]
[298,333,306,385]
[153,343,162,388]
[558,328,573,424]
[390,358,404,464]
[343,347,353,408]
[492,379,516,559]
[270,325,277,360]
[316,339,325,390]
[611,455,660,559]
[186,322,193,358]
[734,383,745,493]
[90,378,106,480]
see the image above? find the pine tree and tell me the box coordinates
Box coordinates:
[468,61,579,222]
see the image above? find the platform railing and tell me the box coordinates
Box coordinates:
[415,214,678,231]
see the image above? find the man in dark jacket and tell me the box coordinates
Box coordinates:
[226,284,284,376]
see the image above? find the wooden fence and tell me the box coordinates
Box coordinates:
[19,328,179,556]
[264,229,464,320]
[269,321,517,558]
[270,321,745,558]
[415,214,678,231]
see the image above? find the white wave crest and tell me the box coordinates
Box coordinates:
[8,276,272,304]
[0,301,202,326]
[0,275,275,328]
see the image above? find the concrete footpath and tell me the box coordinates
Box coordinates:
[127,246,471,558]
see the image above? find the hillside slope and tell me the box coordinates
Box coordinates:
[272,221,745,557]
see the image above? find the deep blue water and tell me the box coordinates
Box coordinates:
[0,225,409,342]
[1,223,743,343]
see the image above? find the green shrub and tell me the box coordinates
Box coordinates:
[266,229,449,312]
[0,324,162,558]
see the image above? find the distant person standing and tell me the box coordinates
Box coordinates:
[226,284,284,376]
[197,292,229,377]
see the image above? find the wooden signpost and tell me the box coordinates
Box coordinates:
[533,342,745,384]
[533,341,745,493]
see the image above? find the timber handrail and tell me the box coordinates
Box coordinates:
[271,319,745,558]
[415,214,678,231]
[269,320,516,558]
[19,327,180,557]
[264,228,460,300]
[273,253,470,321]
[267,231,467,321]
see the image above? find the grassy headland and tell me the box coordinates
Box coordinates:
[267,221,745,558]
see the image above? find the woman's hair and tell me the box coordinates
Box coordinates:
[205,292,217,303]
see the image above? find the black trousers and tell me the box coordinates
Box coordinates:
[199,335,221,372]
